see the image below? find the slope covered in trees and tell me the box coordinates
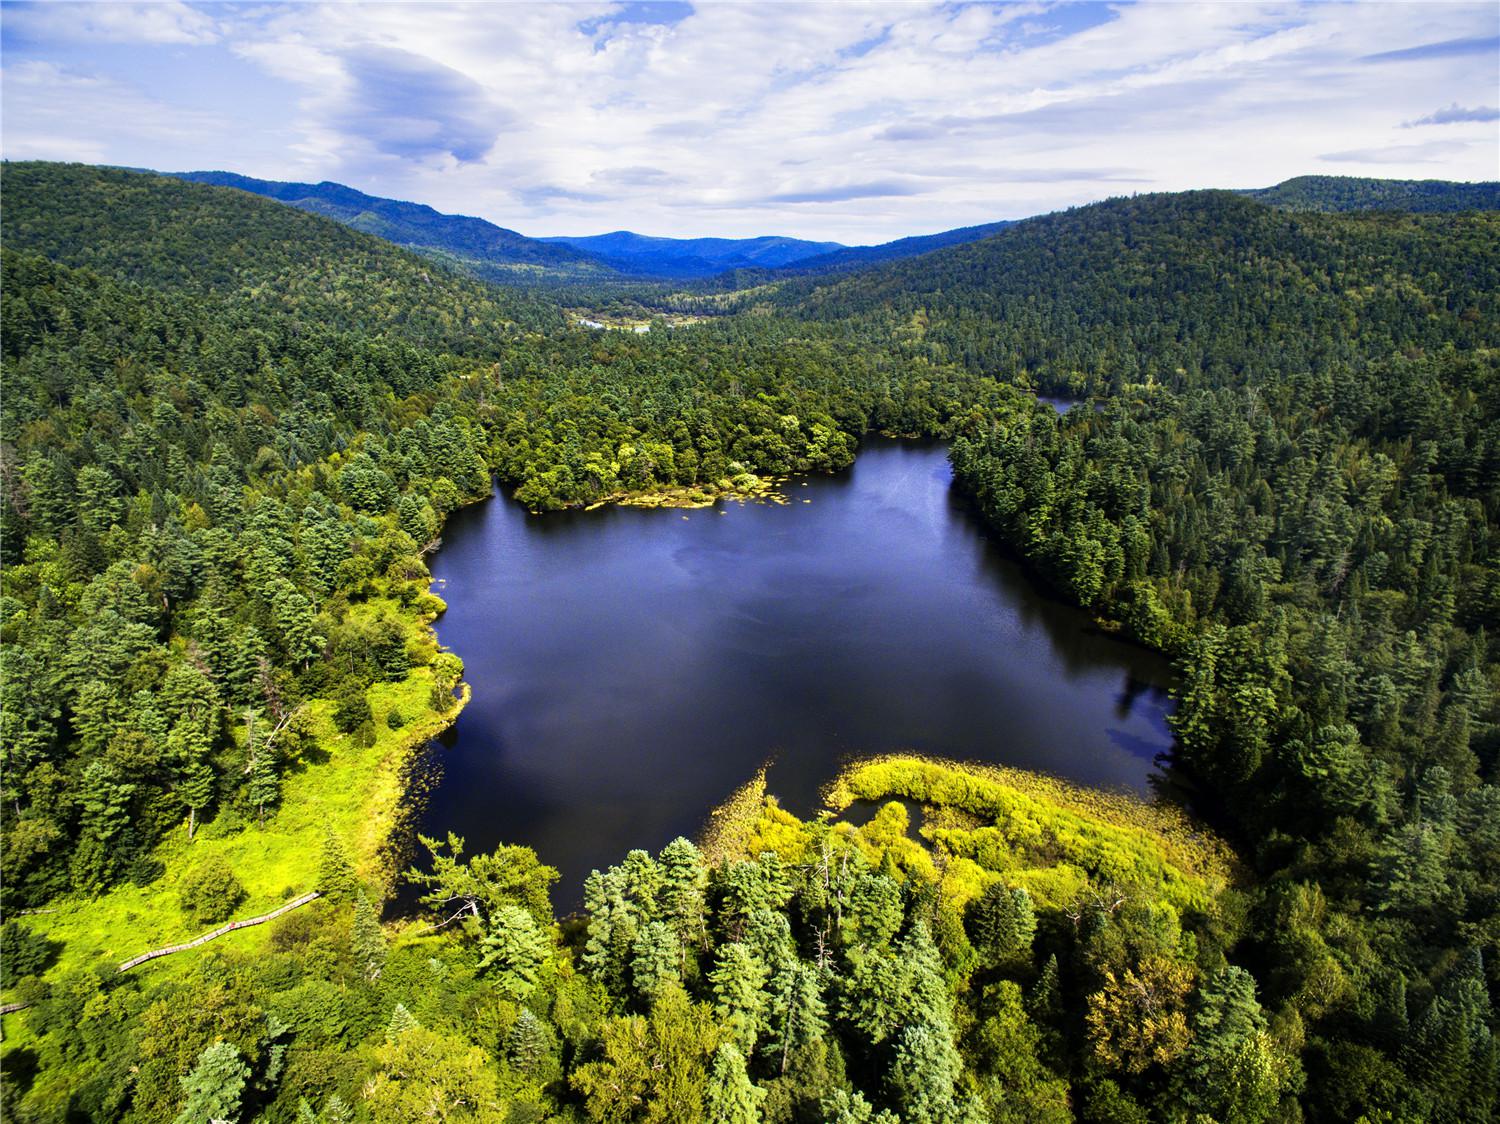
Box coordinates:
[3,162,1499,1122]
[1240,174,1500,213]
[170,170,615,283]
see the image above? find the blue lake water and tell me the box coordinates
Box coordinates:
[418,438,1176,897]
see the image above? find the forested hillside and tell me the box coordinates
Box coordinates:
[170,171,614,283]
[2,163,1497,1123]
[1241,174,1500,213]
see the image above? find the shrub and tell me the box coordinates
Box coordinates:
[179,857,247,927]
[333,680,373,733]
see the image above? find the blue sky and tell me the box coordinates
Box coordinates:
[3,1,1497,242]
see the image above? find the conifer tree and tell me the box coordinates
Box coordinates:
[352,890,387,982]
[704,1042,765,1124]
[385,1002,419,1042]
[967,883,1037,969]
[318,828,356,903]
[172,1041,250,1124]
[505,1008,549,1075]
[631,920,682,1004]
[479,904,550,999]
[710,942,771,1053]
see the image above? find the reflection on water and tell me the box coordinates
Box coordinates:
[417,437,1178,901]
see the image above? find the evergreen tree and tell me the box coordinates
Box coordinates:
[479,904,550,998]
[352,890,387,982]
[318,828,357,903]
[171,1041,250,1124]
[890,1022,963,1124]
[704,1042,765,1124]
[505,1008,551,1076]
[631,920,683,1004]
[710,942,771,1053]
[385,1002,419,1042]
[1175,965,1283,1124]
[766,960,829,1075]
[966,883,1037,969]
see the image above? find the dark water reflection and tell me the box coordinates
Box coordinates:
[417,438,1176,900]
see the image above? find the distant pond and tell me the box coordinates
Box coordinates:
[416,438,1177,899]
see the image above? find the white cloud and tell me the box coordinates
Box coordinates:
[3,1,219,45]
[2,1,1496,241]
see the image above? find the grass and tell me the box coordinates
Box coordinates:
[2,666,468,1011]
[823,755,1238,914]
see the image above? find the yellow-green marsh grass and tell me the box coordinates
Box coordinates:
[823,755,1238,914]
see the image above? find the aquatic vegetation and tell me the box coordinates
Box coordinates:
[824,755,1237,914]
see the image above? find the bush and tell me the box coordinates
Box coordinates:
[178,858,247,927]
[333,680,373,733]
[386,708,405,729]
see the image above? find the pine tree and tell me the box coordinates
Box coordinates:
[478,904,550,999]
[172,1041,250,1124]
[704,1042,765,1124]
[318,827,357,903]
[385,1002,419,1042]
[244,711,280,826]
[890,1022,963,1124]
[505,1008,550,1075]
[967,883,1037,969]
[766,959,829,1075]
[630,920,682,1004]
[710,942,771,1054]
[1175,965,1282,1124]
[658,836,707,952]
[171,724,215,840]
[352,890,387,981]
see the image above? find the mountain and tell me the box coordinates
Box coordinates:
[536,230,845,278]
[169,170,613,282]
[775,219,1014,274]
[1241,174,1500,213]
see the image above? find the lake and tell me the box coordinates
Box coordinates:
[417,438,1176,898]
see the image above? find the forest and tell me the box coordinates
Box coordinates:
[1,162,1497,1122]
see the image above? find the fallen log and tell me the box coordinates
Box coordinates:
[116,890,321,973]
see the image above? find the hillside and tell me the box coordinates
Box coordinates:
[1241,173,1500,213]
[768,189,1499,395]
[5,162,561,343]
[170,169,615,282]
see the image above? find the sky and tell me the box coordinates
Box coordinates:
[2,1,1497,244]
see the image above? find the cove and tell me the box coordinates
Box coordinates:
[417,437,1176,898]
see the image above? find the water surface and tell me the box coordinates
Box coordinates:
[420,438,1174,897]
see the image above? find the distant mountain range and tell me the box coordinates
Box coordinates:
[538,230,845,278]
[169,171,609,282]
[164,170,1019,282]
[163,170,1498,287]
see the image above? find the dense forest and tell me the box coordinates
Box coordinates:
[2,162,1498,1122]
